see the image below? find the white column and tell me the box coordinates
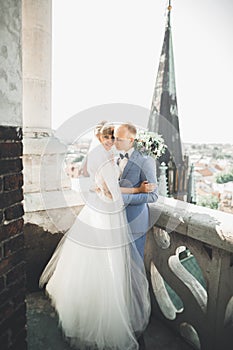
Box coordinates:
[22,0,51,133]
[22,0,83,233]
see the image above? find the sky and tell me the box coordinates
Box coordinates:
[52,0,233,144]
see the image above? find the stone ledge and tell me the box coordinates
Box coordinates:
[150,196,233,253]
[24,189,84,212]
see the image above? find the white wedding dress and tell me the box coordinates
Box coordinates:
[39,138,151,350]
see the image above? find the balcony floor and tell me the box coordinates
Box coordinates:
[26,292,193,350]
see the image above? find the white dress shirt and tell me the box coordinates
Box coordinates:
[118,147,134,175]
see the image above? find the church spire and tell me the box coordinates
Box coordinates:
[167,0,172,28]
[148,0,183,168]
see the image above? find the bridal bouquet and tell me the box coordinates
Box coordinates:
[134,130,167,160]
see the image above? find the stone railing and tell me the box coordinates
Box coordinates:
[145,196,233,350]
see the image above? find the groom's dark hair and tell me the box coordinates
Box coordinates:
[121,123,137,136]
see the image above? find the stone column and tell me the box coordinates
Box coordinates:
[158,162,169,197]
[22,0,64,196]
[22,0,52,134]
[22,0,83,290]
[22,0,81,211]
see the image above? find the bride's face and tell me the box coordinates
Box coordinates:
[99,133,114,151]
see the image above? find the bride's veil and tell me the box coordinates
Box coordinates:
[88,130,101,152]
[39,122,151,339]
[88,120,109,152]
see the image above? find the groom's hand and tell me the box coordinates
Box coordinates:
[138,181,156,193]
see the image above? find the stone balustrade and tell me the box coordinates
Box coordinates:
[145,196,233,350]
[24,179,233,349]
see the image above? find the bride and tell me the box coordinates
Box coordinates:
[39,121,152,350]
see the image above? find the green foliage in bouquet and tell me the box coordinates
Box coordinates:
[134,130,167,160]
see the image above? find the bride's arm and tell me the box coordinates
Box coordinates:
[120,181,156,194]
[98,160,123,204]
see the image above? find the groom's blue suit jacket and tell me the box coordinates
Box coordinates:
[119,150,158,238]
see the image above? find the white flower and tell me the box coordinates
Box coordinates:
[134,130,167,160]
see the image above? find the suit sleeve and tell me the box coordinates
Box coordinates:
[122,156,158,205]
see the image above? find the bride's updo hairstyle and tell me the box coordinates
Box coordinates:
[95,121,115,141]
[94,120,107,139]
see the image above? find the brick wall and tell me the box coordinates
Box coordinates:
[0,126,27,349]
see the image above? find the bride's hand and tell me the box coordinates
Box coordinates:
[95,184,113,199]
[138,181,156,193]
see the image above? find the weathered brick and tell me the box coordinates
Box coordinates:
[0,313,10,333]
[3,173,23,191]
[0,302,26,341]
[0,218,24,241]
[11,305,26,328]
[0,176,3,192]
[0,331,9,348]
[0,275,5,290]
[6,262,25,286]
[10,328,27,350]
[0,210,3,224]
[0,126,22,142]
[11,315,27,338]
[13,302,26,322]
[0,301,14,320]
[0,158,23,176]
[0,244,3,260]
[0,142,22,159]
[0,249,25,275]
[0,304,26,350]
[0,277,25,306]
[4,204,24,221]
[12,288,26,307]
[0,189,23,209]
[0,127,25,349]
[3,234,24,258]
[0,288,9,306]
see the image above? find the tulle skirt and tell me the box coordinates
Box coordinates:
[39,198,151,350]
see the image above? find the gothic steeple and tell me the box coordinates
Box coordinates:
[148,2,188,199]
[148,1,183,168]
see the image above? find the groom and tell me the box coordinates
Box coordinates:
[114,123,158,258]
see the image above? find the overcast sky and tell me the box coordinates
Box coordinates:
[52,0,233,144]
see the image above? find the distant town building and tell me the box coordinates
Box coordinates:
[219,182,233,213]
[185,143,233,213]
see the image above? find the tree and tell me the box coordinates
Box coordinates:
[216,171,233,184]
[198,195,219,210]
[73,155,84,163]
